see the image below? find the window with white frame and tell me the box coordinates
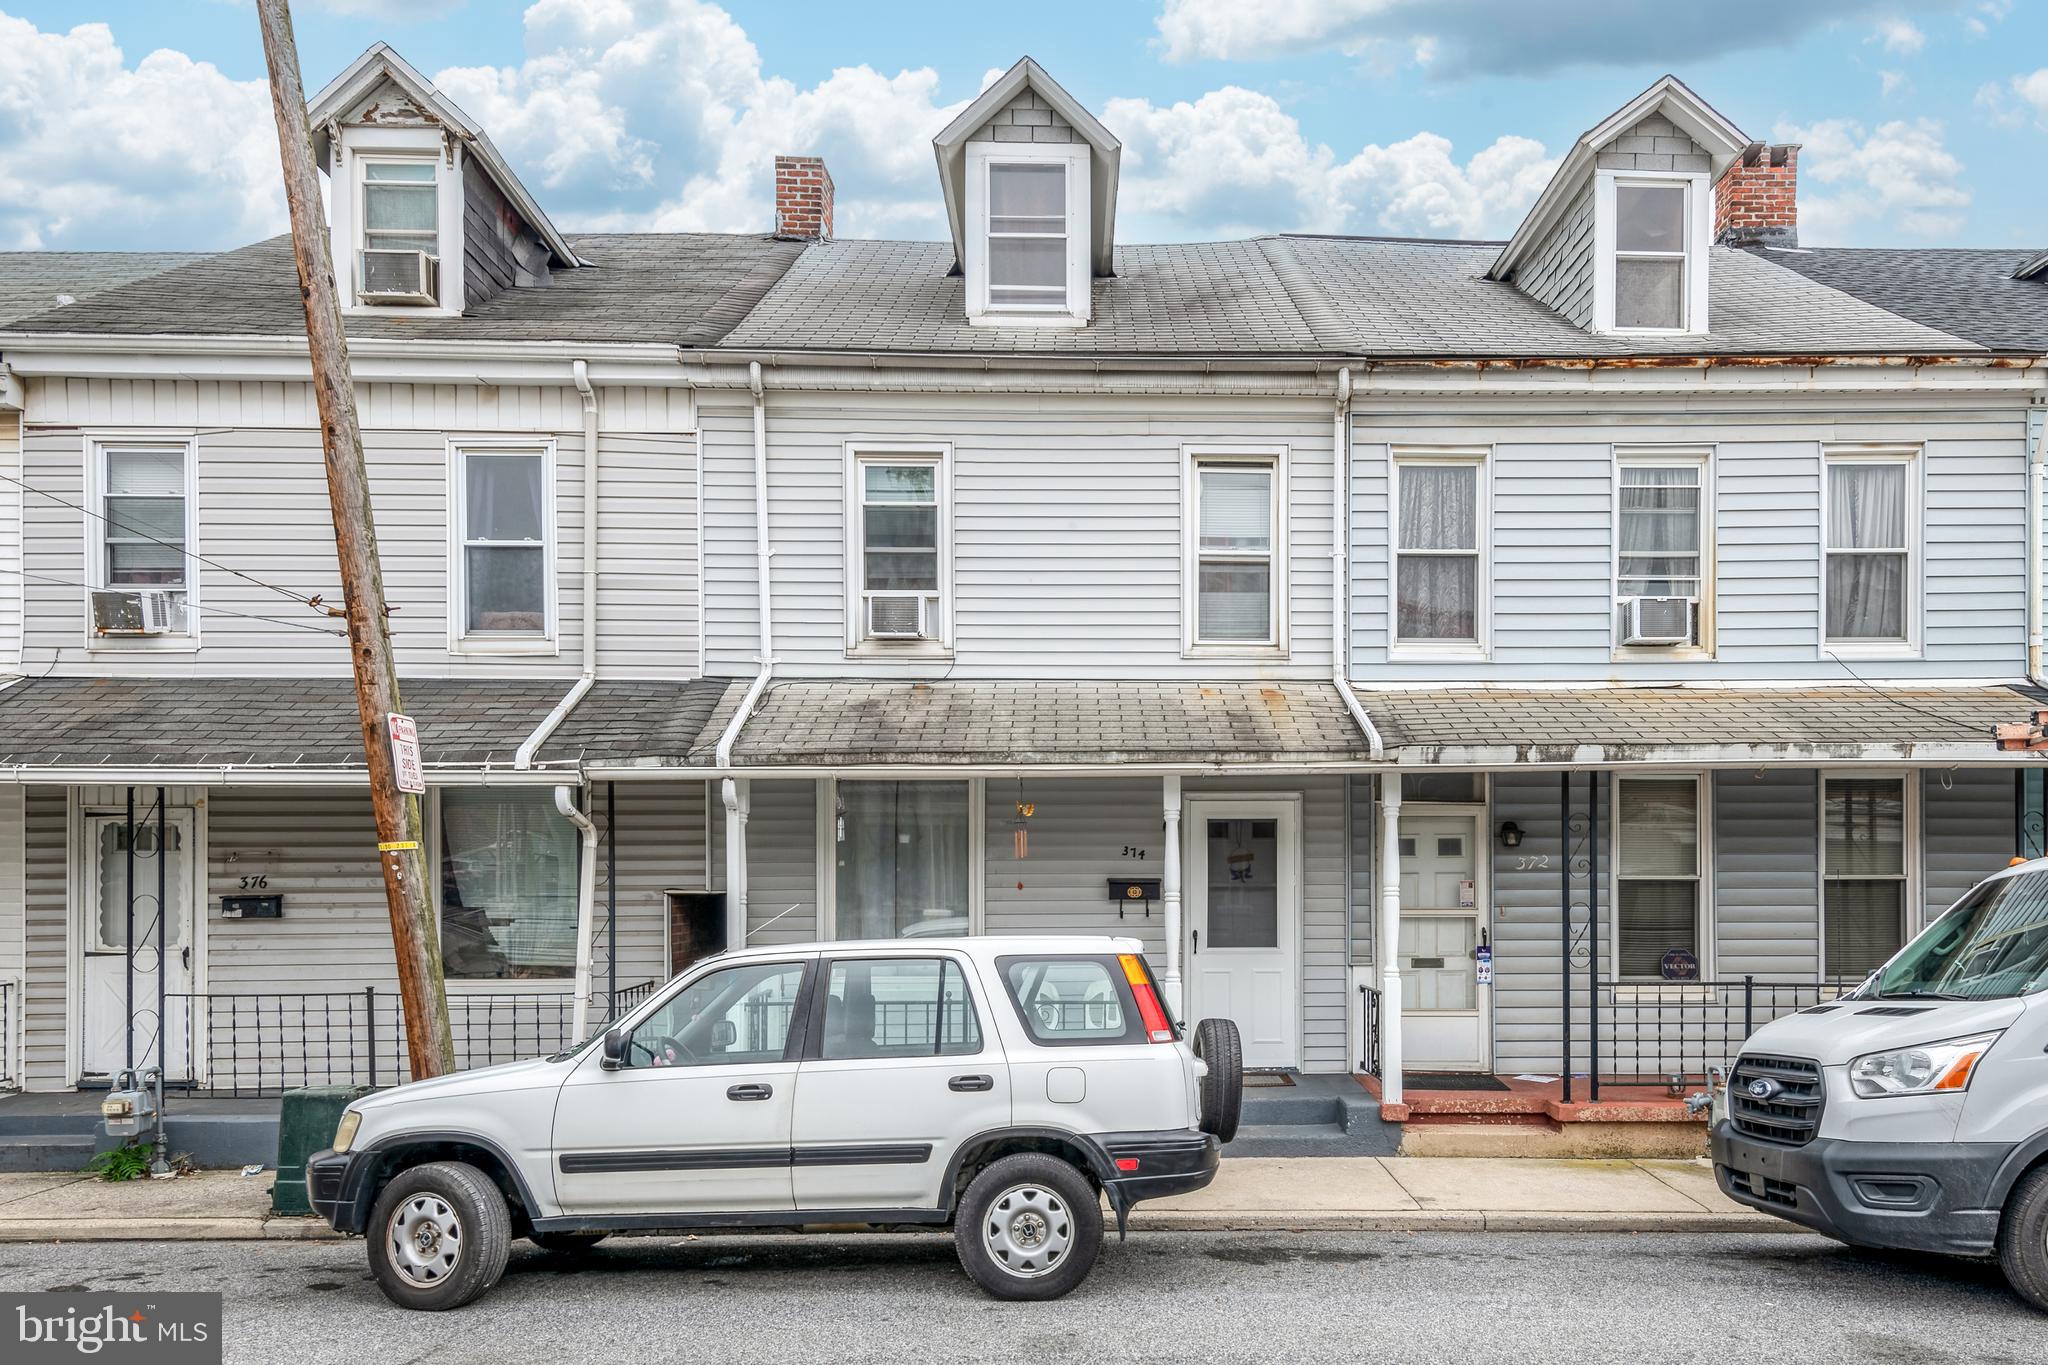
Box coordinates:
[852,451,947,645]
[1188,454,1282,648]
[361,158,439,257]
[964,143,1089,325]
[1824,453,1914,647]
[1824,776,1908,979]
[1615,776,1703,981]
[455,445,552,644]
[1393,455,1483,647]
[1617,455,1707,647]
[439,787,578,980]
[1596,173,1707,334]
[94,441,193,636]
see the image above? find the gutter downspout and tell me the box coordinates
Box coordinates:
[1328,367,1384,760]
[511,359,602,1035]
[716,361,776,951]
[2029,395,2045,682]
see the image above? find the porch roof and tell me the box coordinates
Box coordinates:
[0,676,732,777]
[1360,683,2048,767]
[723,680,1376,769]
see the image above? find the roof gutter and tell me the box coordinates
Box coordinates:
[1329,366,1383,760]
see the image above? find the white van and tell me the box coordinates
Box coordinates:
[1712,857,2048,1311]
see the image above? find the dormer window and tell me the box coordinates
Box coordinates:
[1594,170,1709,335]
[963,142,1091,327]
[357,157,441,305]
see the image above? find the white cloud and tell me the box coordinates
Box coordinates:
[1108,86,1553,241]
[1975,68,2048,128]
[1870,17,1926,55]
[1777,116,1969,242]
[0,15,282,250]
[1965,1,2013,37]
[1879,70,1909,97]
[2014,68,2048,124]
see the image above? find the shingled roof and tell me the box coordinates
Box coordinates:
[2,234,807,347]
[1362,685,2048,766]
[1750,247,2048,354]
[0,252,207,328]
[725,680,1375,767]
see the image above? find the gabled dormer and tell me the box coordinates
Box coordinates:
[932,58,1121,328]
[308,43,579,317]
[1488,76,1747,337]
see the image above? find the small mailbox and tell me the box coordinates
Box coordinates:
[1106,878,1160,919]
[221,894,284,919]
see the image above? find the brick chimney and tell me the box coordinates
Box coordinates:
[1715,142,1798,249]
[774,155,834,241]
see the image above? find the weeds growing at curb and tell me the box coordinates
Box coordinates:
[86,1139,152,1182]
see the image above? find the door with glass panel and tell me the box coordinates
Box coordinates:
[80,811,197,1080]
[1397,812,1488,1071]
[833,781,972,940]
[1184,800,1298,1069]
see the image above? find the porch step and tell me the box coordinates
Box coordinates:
[0,1133,95,1173]
[1225,1123,1400,1158]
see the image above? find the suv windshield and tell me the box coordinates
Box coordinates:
[1873,868,2048,1000]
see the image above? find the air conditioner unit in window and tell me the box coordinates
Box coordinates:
[866,593,929,640]
[91,588,178,636]
[357,249,439,304]
[1620,595,1694,647]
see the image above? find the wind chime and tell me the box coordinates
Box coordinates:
[1011,777,1034,859]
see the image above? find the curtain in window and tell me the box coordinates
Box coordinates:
[1618,467,1700,596]
[1396,464,1477,641]
[1826,464,1907,640]
[439,788,577,979]
[1616,779,1700,978]
[836,782,970,940]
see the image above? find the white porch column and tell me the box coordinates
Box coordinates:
[1160,775,1184,1017]
[721,777,750,951]
[1378,774,1404,1106]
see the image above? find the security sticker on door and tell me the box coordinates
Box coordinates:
[1475,942,1493,986]
[1458,879,1475,908]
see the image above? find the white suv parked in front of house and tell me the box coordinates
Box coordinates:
[307,937,1241,1309]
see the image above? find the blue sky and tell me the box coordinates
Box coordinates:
[2,0,2043,253]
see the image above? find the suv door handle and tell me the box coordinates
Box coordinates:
[948,1074,994,1092]
[726,1083,773,1101]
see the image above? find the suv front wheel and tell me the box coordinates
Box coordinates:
[366,1160,513,1311]
[955,1153,1102,1301]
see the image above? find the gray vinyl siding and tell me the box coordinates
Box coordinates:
[19,422,698,680]
[1921,769,2016,929]
[1517,184,1595,327]
[700,390,1335,680]
[1712,769,1819,979]
[743,780,819,946]
[459,155,550,308]
[22,785,66,1088]
[969,89,1079,145]
[1489,770,1608,1074]
[1347,775,1375,967]
[1596,114,1711,173]
[982,776,1169,960]
[1351,399,2031,681]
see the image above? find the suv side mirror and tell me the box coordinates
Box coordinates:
[714,1019,738,1050]
[600,1027,628,1071]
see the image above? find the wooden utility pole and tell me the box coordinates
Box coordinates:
[256,0,453,1080]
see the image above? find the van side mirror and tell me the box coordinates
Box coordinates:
[600,1027,628,1071]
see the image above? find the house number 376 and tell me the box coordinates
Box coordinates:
[238,874,269,890]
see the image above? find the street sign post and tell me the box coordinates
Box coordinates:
[387,713,424,795]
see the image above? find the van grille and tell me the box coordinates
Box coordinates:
[1729,1054,1824,1147]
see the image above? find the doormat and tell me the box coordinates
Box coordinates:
[1402,1073,1511,1092]
[1242,1071,1296,1088]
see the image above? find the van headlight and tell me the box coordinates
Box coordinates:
[332,1109,362,1153]
[1847,1033,2001,1099]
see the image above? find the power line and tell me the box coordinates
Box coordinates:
[0,469,335,618]
[1823,650,2006,734]
[21,572,347,637]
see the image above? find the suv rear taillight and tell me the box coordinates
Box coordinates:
[1118,953,1175,1043]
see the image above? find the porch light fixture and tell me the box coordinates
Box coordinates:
[1498,820,1524,849]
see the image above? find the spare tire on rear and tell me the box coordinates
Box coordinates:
[1191,1017,1243,1144]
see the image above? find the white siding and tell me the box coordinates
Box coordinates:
[701,390,1336,680]
[1489,770,1609,1074]
[744,780,819,945]
[0,410,22,671]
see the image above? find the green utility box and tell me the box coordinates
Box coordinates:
[272,1085,375,1216]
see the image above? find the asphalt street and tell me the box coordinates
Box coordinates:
[0,1230,2039,1364]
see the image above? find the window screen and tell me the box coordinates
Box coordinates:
[362,159,438,257]
[1612,183,1686,330]
[987,163,1067,309]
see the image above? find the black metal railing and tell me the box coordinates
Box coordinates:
[0,978,18,1091]
[175,981,661,1097]
[1358,983,1382,1079]
[1590,976,1860,1087]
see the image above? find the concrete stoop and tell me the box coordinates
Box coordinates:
[0,1093,281,1172]
[1222,1074,1401,1158]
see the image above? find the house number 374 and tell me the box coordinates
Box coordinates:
[1123,846,1148,860]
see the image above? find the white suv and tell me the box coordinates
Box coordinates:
[307,936,1241,1309]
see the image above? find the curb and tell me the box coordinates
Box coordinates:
[0,1217,345,1243]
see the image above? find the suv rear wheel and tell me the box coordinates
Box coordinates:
[366,1160,512,1311]
[954,1153,1102,1301]
[1192,1017,1244,1144]
[1999,1165,2048,1313]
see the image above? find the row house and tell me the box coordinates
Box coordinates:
[0,49,2042,1126]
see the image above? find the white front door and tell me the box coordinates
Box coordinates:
[1185,799,1298,1069]
[1398,811,1490,1072]
[81,810,197,1081]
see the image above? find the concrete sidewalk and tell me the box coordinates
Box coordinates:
[0,1156,1785,1242]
